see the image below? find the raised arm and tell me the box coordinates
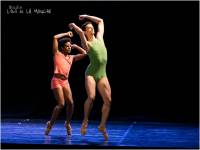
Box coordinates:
[79,15,104,39]
[53,31,73,55]
[71,44,87,62]
[69,23,89,51]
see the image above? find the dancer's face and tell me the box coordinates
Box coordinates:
[84,23,95,37]
[62,42,71,54]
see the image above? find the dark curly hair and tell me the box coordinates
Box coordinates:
[58,37,71,50]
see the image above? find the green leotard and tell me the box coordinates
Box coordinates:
[85,38,107,82]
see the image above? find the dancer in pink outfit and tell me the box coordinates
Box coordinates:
[45,31,87,136]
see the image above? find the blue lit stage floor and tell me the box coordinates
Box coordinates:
[1,119,199,148]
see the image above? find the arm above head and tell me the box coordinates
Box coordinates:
[69,23,89,51]
[71,44,87,62]
[79,15,103,24]
[79,15,104,39]
[53,31,73,55]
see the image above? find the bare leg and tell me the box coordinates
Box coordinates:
[45,88,65,135]
[63,85,74,135]
[81,76,96,135]
[63,85,74,124]
[97,76,112,140]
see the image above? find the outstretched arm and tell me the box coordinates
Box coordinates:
[79,15,104,39]
[69,23,89,51]
[53,31,73,55]
[72,44,87,62]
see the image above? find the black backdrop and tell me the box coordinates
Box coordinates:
[2,1,199,123]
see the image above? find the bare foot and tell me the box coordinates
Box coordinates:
[45,121,52,135]
[98,126,108,141]
[80,121,88,135]
[65,122,72,136]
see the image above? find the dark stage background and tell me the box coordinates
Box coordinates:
[2,1,199,123]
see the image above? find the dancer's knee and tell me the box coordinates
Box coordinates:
[56,104,64,110]
[88,95,95,103]
[104,98,111,107]
[66,99,74,107]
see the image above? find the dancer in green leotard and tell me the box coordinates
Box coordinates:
[69,15,111,141]
[86,37,107,81]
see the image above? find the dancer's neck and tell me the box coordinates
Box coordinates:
[87,35,95,42]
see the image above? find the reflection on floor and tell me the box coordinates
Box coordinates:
[1,119,199,148]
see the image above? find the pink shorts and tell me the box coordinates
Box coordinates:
[51,77,69,89]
